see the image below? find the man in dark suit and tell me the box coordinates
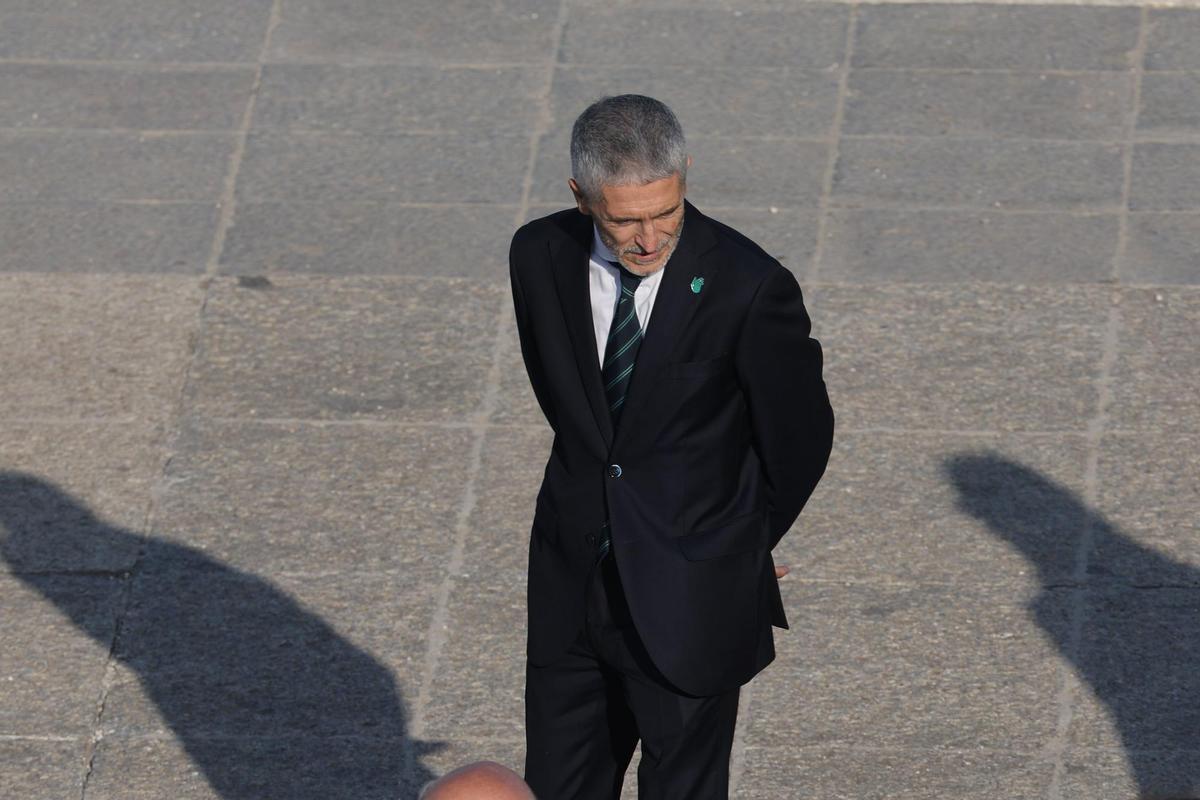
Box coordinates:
[509,95,834,799]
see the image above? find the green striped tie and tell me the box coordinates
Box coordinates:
[601,261,645,432]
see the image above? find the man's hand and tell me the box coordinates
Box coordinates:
[774,564,790,580]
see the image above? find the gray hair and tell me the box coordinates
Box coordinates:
[569,94,688,203]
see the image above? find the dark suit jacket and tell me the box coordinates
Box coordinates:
[509,200,834,697]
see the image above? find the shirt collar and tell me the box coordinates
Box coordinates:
[591,225,619,265]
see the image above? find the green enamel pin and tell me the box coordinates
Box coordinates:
[690,276,705,294]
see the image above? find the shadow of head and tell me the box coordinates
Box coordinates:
[1,470,440,799]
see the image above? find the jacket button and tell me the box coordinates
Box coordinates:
[607,464,622,478]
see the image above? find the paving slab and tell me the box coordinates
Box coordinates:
[0,0,273,62]
[252,64,545,136]
[0,131,234,204]
[817,284,1109,432]
[748,581,1070,750]
[843,70,1132,141]
[0,63,254,131]
[219,202,516,278]
[234,131,529,206]
[737,746,1051,799]
[267,0,561,65]
[1066,588,1200,751]
[150,419,474,582]
[0,274,202,420]
[0,738,87,800]
[421,425,549,741]
[1060,748,1200,800]
[183,275,503,421]
[832,137,1126,211]
[1089,433,1200,587]
[0,202,218,274]
[548,65,840,140]
[699,207,820,274]
[1130,143,1200,210]
[852,5,1140,70]
[1145,9,1200,71]
[86,733,421,800]
[1122,213,1200,285]
[0,573,123,736]
[100,567,435,738]
[561,5,849,68]
[820,208,1118,283]
[783,432,1090,588]
[1109,288,1200,433]
[1137,72,1200,138]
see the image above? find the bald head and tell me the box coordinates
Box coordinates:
[419,761,535,800]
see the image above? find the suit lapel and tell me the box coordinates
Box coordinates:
[611,201,719,455]
[550,212,615,451]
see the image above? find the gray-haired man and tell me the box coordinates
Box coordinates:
[509,94,834,798]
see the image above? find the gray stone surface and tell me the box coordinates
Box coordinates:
[100,569,436,736]
[0,275,202,420]
[0,202,218,274]
[748,581,1069,750]
[0,131,234,203]
[1137,73,1200,137]
[1090,434,1200,588]
[561,5,849,68]
[422,426,547,741]
[737,746,1051,799]
[267,0,561,65]
[817,285,1108,432]
[1123,213,1200,284]
[252,64,545,136]
[1060,749,1200,800]
[5,1,1200,796]
[0,422,160,572]
[843,70,1132,140]
[150,419,474,582]
[820,208,1119,283]
[853,5,1140,70]
[1145,9,1200,71]
[1130,143,1200,210]
[235,131,530,205]
[0,0,273,62]
[0,574,122,735]
[183,276,504,421]
[0,739,87,800]
[783,432,1089,587]
[0,63,255,130]
[833,138,1126,211]
[549,65,840,139]
[1109,289,1200,433]
[85,734,420,800]
[219,202,517,277]
[1067,589,1200,751]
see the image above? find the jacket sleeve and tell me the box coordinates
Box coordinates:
[509,232,558,433]
[734,264,834,550]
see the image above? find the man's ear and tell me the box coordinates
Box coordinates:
[567,178,592,216]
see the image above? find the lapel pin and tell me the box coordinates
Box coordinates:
[690,276,705,294]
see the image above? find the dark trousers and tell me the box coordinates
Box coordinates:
[524,554,740,800]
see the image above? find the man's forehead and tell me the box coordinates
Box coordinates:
[598,174,685,217]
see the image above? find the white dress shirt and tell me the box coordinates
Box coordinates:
[588,226,667,367]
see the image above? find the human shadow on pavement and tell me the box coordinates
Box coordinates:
[946,454,1200,799]
[0,471,440,800]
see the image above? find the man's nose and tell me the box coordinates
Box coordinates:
[635,221,655,250]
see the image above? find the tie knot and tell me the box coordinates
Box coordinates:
[610,260,644,291]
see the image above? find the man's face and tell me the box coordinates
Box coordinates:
[569,171,687,277]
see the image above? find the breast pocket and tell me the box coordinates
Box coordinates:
[669,353,732,380]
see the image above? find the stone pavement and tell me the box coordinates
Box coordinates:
[1,1,1198,798]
